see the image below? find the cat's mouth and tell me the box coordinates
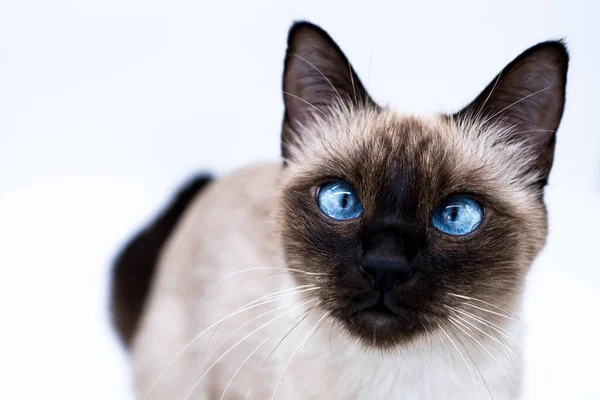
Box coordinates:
[354,289,405,318]
[334,293,425,347]
[361,300,397,317]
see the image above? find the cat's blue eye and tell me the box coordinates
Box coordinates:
[431,196,484,236]
[317,181,363,221]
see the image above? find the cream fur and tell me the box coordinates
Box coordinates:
[130,134,527,399]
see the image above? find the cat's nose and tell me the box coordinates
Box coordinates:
[360,230,415,292]
[360,256,413,293]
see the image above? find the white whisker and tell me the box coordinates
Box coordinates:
[262,313,312,368]
[220,336,270,400]
[437,323,478,391]
[448,306,521,346]
[348,60,357,104]
[447,307,518,356]
[449,317,516,397]
[142,290,317,398]
[218,308,314,400]
[463,303,518,322]
[283,91,328,118]
[438,333,453,376]
[244,285,317,308]
[446,293,520,320]
[216,267,329,284]
[481,86,551,125]
[509,128,556,135]
[242,305,318,400]
[475,71,502,121]
[367,50,372,87]
[450,327,492,399]
[204,287,321,358]
[282,91,363,152]
[448,313,474,332]
[270,311,332,400]
[292,53,344,104]
[290,310,327,368]
[185,298,319,399]
[205,293,318,367]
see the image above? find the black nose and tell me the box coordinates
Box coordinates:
[360,257,413,292]
[360,230,416,292]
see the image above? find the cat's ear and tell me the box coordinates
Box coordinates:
[455,41,569,185]
[281,22,376,160]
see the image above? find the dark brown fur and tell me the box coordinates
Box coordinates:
[111,175,211,346]
[275,22,567,348]
[110,21,568,355]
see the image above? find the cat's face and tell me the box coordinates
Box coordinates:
[275,22,568,348]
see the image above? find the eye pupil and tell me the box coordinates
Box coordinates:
[432,196,483,236]
[317,181,362,221]
[448,207,459,222]
[341,193,349,208]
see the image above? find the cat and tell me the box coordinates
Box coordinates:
[111,21,568,399]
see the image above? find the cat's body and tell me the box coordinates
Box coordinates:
[129,161,521,400]
[112,22,568,399]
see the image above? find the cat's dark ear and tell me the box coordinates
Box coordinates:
[281,22,376,160]
[455,41,569,185]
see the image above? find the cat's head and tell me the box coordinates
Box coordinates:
[275,22,568,349]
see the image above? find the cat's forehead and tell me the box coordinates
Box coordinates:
[283,106,540,210]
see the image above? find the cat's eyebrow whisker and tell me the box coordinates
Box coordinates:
[282,91,364,156]
[142,288,319,398]
[185,298,319,399]
[446,293,521,321]
[449,318,516,397]
[286,53,367,148]
[508,128,556,135]
[271,311,332,400]
[481,86,551,126]
[437,323,479,392]
[291,53,345,105]
[348,59,357,104]
[475,70,503,122]
[283,91,329,119]
[367,50,372,87]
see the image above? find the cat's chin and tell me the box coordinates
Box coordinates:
[355,309,398,330]
[337,304,424,349]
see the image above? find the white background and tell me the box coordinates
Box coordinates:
[1,0,598,398]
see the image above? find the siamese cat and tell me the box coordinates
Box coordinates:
[111,22,568,399]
